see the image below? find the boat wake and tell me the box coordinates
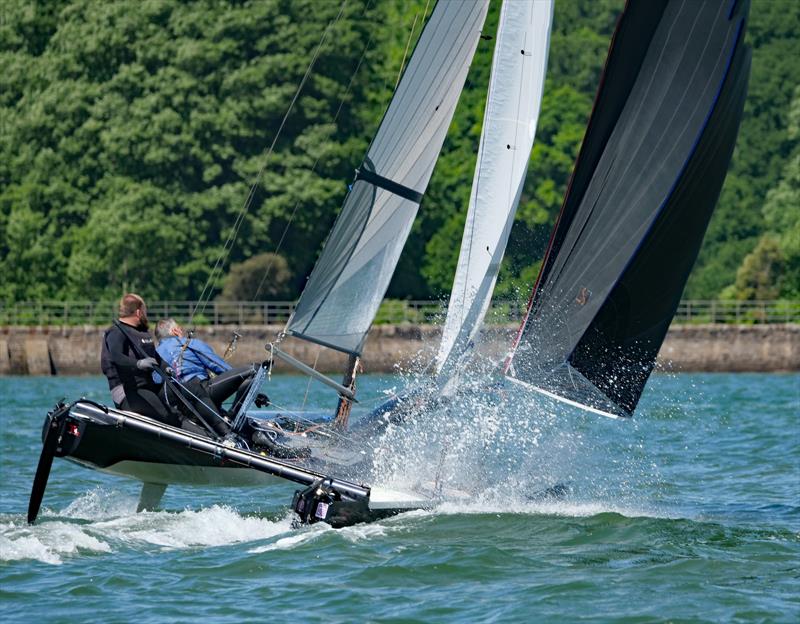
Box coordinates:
[0,489,295,565]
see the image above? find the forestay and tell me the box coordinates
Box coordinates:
[286,0,490,355]
[506,0,751,418]
[435,0,553,377]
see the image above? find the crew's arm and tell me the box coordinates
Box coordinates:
[105,328,141,373]
[156,343,172,367]
[154,341,175,370]
[192,341,230,374]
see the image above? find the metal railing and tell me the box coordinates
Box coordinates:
[0,299,797,326]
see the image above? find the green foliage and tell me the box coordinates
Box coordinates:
[686,0,800,297]
[726,235,784,300]
[729,154,800,300]
[724,85,800,301]
[0,0,392,301]
[0,0,797,306]
[217,252,292,301]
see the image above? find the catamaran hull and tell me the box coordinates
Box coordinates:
[50,402,284,487]
[28,400,430,527]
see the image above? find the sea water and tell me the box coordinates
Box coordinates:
[1,373,798,622]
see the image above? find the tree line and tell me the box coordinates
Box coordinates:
[1,0,797,305]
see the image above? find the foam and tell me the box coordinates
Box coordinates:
[0,495,295,564]
[0,518,111,566]
[248,523,327,553]
[115,505,294,549]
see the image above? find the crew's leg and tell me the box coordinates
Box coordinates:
[161,380,229,437]
[229,377,254,415]
[205,366,255,406]
[182,378,231,437]
[124,388,181,428]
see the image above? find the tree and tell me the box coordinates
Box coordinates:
[217,253,292,301]
[1,0,797,304]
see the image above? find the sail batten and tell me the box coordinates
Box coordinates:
[435,0,554,376]
[506,0,751,417]
[286,0,490,355]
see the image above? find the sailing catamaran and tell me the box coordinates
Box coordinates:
[27,0,752,529]
[28,0,493,527]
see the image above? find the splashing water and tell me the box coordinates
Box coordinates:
[361,362,669,517]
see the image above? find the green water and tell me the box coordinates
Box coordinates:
[1,373,798,622]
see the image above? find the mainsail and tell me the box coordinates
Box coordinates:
[505,0,752,418]
[286,0,490,356]
[435,0,553,377]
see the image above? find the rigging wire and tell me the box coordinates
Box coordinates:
[189,0,350,326]
[300,346,322,413]
[394,0,431,90]
[394,16,418,90]
[250,0,378,305]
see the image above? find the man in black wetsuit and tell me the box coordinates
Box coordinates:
[101,293,180,427]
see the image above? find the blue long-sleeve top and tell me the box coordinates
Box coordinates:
[156,336,230,382]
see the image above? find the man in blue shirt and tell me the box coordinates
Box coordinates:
[155,319,265,434]
[156,319,230,382]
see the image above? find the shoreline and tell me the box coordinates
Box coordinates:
[1,324,798,375]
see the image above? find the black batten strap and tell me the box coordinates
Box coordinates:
[354,167,423,204]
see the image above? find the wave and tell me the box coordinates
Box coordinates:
[0,489,295,565]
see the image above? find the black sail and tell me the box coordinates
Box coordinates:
[507,0,751,417]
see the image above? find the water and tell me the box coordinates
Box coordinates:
[1,373,798,622]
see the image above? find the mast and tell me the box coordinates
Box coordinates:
[333,353,359,429]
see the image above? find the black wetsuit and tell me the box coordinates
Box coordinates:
[176,366,257,436]
[100,337,122,393]
[103,321,180,427]
[100,332,124,407]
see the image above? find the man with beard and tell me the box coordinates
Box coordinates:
[101,293,180,427]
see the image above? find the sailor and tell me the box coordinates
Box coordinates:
[101,294,180,427]
[100,334,125,409]
[154,318,268,426]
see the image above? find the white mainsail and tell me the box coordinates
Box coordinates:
[286,0,490,355]
[435,0,553,377]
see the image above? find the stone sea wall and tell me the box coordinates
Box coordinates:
[0,324,797,376]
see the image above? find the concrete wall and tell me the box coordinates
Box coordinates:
[0,324,797,375]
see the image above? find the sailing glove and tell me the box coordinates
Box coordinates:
[136,357,158,370]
